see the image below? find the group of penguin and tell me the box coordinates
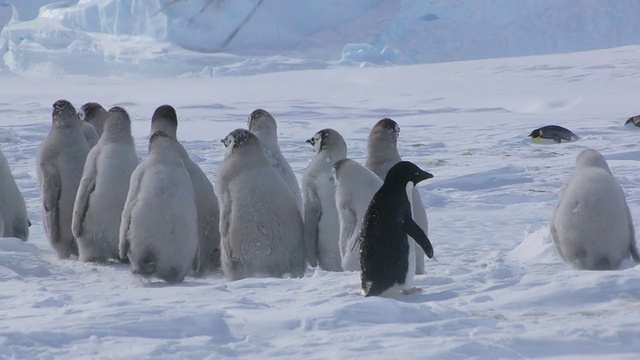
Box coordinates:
[25,100,431,296]
[526,120,640,271]
[0,99,637,297]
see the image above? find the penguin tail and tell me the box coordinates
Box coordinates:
[133,250,157,277]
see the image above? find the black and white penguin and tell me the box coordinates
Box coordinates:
[528,125,580,143]
[359,161,434,297]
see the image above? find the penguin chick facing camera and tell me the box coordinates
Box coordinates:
[529,125,580,144]
[359,161,434,297]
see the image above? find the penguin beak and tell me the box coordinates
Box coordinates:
[419,171,434,182]
[306,138,315,146]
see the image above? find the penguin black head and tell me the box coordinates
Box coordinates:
[247,108,276,132]
[222,128,257,152]
[148,130,172,152]
[306,128,347,156]
[52,99,78,120]
[152,104,178,128]
[528,129,542,138]
[384,161,433,187]
[79,102,105,121]
[371,118,400,138]
[105,106,131,130]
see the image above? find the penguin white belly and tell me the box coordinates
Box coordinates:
[404,182,417,290]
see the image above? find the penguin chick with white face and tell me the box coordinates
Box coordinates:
[37,100,91,258]
[119,131,199,283]
[150,105,221,274]
[79,102,107,137]
[333,158,382,271]
[76,105,99,148]
[360,161,434,297]
[365,118,429,275]
[302,128,347,271]
[216,129,306,281]
[551,148,640,270]
[72,106,139,262]
[248,109,303,215]
[0,149,30,241]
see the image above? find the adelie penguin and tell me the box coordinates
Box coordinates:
[528,125,580,144]
[359,161,434,297]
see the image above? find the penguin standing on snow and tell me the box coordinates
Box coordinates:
[359,161,434,297]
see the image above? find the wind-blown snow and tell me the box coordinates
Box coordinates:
[2,0,640,76]
[1,45,640,358]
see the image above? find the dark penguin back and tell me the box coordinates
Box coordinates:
[359,183,412,296]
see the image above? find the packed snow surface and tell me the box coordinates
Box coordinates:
[2,0,640,76]
[1,45,640,358]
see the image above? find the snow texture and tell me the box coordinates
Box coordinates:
[0,1,640,358]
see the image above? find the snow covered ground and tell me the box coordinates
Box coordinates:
[1,43,640,358]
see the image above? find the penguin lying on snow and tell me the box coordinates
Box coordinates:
[625,115,640,128]
[359,161,434,297]
[528,125,580,143]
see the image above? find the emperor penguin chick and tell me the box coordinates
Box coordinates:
[302,129,347,271]
[151,105,221,274]
[248,109,303,215]
[72,106,139,262]
[333,158,383,271]
[0,149,30,241]
[216,129,306,281]
[551,148,640,270]
[36,100,90,258]
[365,118,429,274]
[119,131,199,283]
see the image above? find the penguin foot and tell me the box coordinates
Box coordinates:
[402,287,422,295]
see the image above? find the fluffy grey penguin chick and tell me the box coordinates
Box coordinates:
[551,148,640,270]
[151,105,221,274]
[119,131,199,283]
[248,109,303,215]
[216,129,306,281]
[302,128,347,271]
[365,118,429,274]
[0,149,30,241]
[72,106,139,262]
[36,99,90,258]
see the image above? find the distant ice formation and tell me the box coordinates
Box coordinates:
[1,0,640,76]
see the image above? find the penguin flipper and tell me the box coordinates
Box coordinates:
[119,170,142,261]
[303,187,321,267]
[42,163,62,244]
[340,205,358,254]
[626,203,640,264]
[403,217,434,258]
[72,170,96,238]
